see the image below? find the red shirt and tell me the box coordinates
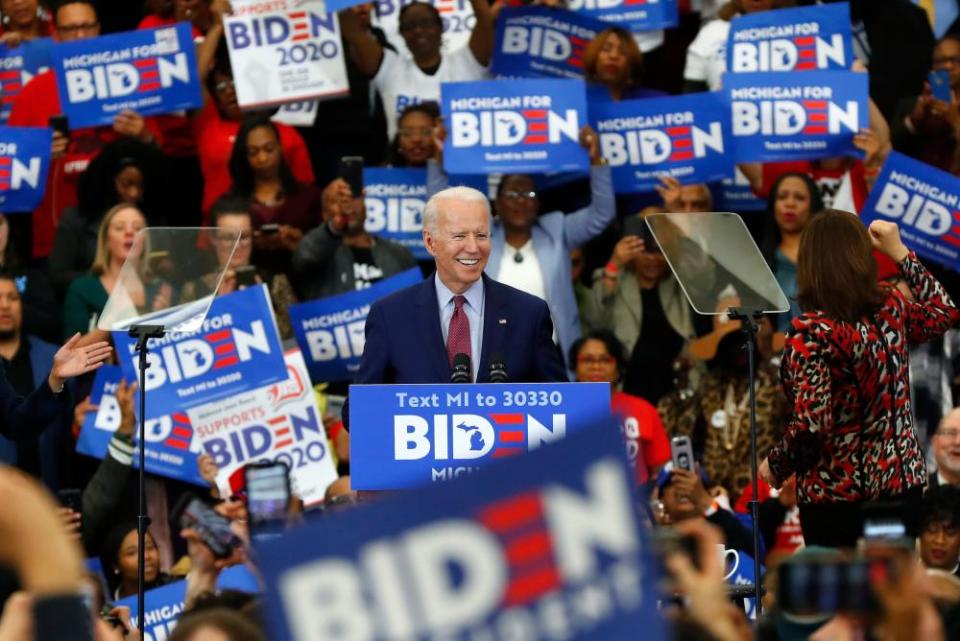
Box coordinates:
[611,391,671,485]
[9,72,112,257]
[9,71,163,257]
[194,102,316,219]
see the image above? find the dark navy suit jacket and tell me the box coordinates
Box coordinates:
[344,274,567,427]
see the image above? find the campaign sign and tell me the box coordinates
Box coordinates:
[0,126,51,212]
[350,382,611,489]
[272,100,319,127]
[119,566,260,641]
[591,92,731,192]
[0,37,52,123]
[75,365,206,485]
[114,285,288,420]
[442,78,589,174]
[727,2,853,73]
[51,23,202,129]
[567,0,678,32]
[491,7,608,80]
[713,166,766,212]
[289,267,423,383]
[859,151,960,271]
[372,0,475,59]
[259,421,664,641]
[224,0,349,108]
[723,70,866,163]
[364,168,428,260]
[188,349,339,507]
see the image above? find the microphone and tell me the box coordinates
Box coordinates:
[489,354,508,383]
[450,353,471,383]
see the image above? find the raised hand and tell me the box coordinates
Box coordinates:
[50,333,112,391]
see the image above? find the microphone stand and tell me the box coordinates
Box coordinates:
[129,324,165,640]
[728,309,764,619]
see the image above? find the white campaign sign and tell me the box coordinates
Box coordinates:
[273,100,320,126]
[224,0,349,108]
[188,349,338,507]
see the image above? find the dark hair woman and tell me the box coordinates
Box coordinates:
[583,26,664,102]
[100,520,172,600]
[387,101,440,168]
[227,115,324,277]
[761,172,824,330]
[760,212,960,548]
[569,329,671,485]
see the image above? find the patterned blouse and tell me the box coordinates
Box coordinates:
[767,253,959,504]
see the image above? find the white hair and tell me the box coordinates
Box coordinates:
[422,186,491,235]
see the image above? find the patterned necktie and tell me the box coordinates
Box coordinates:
[447,295,471,374]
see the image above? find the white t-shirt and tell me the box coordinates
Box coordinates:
[373,46,489,140]
[684,19,730,91]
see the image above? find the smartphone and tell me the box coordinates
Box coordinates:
[929,69,952,102]
[48,115,69,136]
[58,488,83,514]
[670,436,694,472]
[259,223,279,235]
[245,461,291,528]
[777,555,880,616]
[173,494,242,559]
[861,502,911,547]
[338,156,364,197]
[235,264,257,288]
[652,528,700,569]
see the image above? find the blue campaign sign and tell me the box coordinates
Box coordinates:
[591,92,732,193]
[75,365,206,485]
[567,0,677,32]
[51,23,202,129]
[350,382,611,489]
[113,285,288,420]
[119,566,259,641]
[712,167,766,212]
[860,151,960,271]
[492,7,608,80]
[442,78,589,174]
[363,167,428,260]
[724,70,867,163]
[0,126,51,212]
[727,2,852,73]
[0,37,52,123]
[289,267,423,383]
[258,420,665,641]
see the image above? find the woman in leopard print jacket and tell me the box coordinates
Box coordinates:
[760,212,959,547]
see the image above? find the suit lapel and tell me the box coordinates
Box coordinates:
[416,276,450,381]
[479,274,507,382]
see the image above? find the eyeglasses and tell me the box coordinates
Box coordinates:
[398,127,433,139]
[577,355,614,365]
[56,21,99,34]
[399,18,439,33]
[937,428,960,440]
[934,55,960,67]
[214,79,235,94]
[502,190,537,202]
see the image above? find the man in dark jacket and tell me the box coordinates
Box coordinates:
[293,177,417,300]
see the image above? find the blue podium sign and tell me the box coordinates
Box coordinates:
[350,382,611,489]
[258,421,665,641]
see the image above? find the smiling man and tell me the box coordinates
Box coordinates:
[350,186,567,401]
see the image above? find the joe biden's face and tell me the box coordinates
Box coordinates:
[424,198,490,294]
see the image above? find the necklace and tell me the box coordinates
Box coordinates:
[721,380,752,451]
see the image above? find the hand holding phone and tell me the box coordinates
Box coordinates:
[929,70,953,103]
[337,156,364,198]
[174,495,242,559]
[670,436,695,472]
